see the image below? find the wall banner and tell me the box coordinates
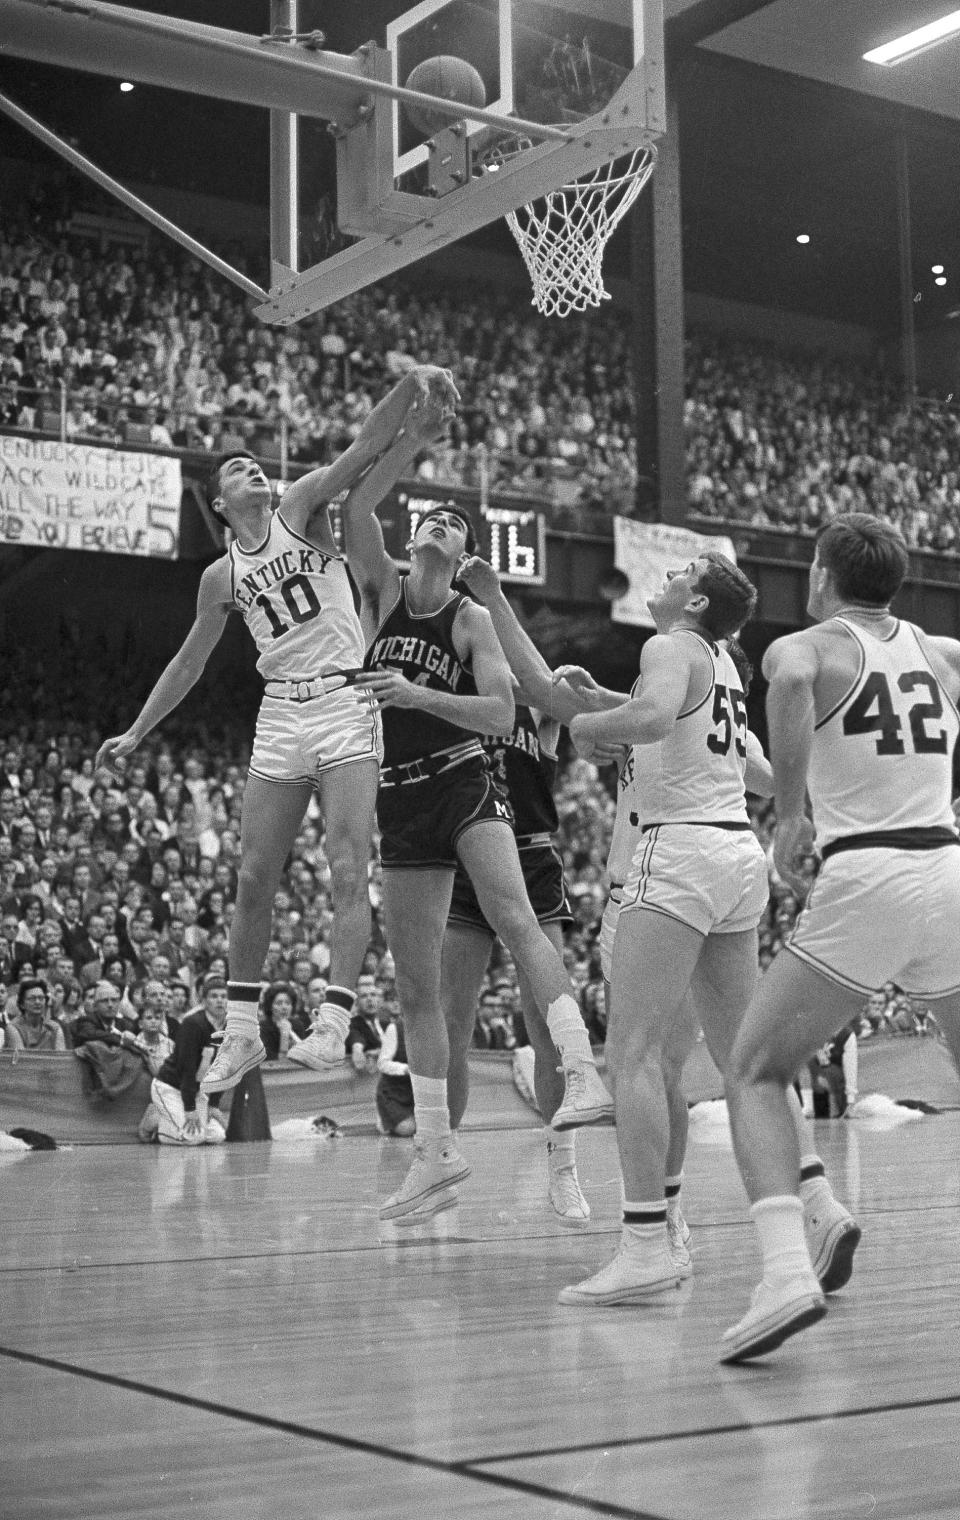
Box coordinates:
[0,436,181,558]
[611,518,738,627]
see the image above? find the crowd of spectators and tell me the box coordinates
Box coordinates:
[7,171,960,549]
[0,173,639,518]
[0,708,934,1096]
[685,330,960,553]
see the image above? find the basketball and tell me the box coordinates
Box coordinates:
[403,55,486,138]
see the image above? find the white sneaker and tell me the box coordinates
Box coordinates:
[720,1276,827,1364]
[805,1196,861,1294]
[288,1017,346,1071]
[388,1186,459,1229]
[667,1208,693,1278]
[548,1156,591,1226]
[200,1032,266,1095]
[558,1245,680,1306]
[379,1139,471,1222]
[552,1059,615,1130]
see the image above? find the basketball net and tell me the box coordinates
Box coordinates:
[482,136,656,319]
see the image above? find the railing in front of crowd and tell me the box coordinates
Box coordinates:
[0,382,637,519]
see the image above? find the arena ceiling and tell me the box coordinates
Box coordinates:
[1,0,960,332]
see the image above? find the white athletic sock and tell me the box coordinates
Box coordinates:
[546,1124,575,1164]
[621,1200,668,1254]
[318,984,354,1041]
[664,1172,683,1224]
[226,981,261,1037]
[546,995,593,1064]
[410,1075,451,1142]
[798,1155,833,1208]
[751,1195,814,1283]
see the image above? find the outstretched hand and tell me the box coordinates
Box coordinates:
[95,731,139,774]
[353,666,423,710]
[411,365,459,422]
[458,556,500,604]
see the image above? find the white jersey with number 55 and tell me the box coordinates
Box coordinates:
[632,629,750,825]
[228,511,364,681]
[809,616,960,847]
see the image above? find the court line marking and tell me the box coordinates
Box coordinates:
[466,1389,960,1466]
[0,1343,668,1520]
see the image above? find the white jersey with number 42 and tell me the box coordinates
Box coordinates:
[228,511,364,681]
[809,616,960,848]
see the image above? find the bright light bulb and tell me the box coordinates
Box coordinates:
[932,264,945,274]
[864,10,960,66]
[936,276,948,286]
[796,234,811,245]
[119,81,134,93]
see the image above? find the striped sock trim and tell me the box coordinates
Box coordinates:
[799,1159,826,1183]
[664,1176,682,1199]
[324,984,356,1014]
[623,1204,667,1226]
[227,981,261,1004]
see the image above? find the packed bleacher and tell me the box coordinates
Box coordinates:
[0,701,933,1077]
[6,171,960,548]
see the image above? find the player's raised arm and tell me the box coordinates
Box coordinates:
[458,555,624,723]
[281,366,459,544]
[95,560,232,770]
[568,634,692,759]
[342,386,457,618]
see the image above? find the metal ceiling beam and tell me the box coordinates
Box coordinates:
[665,0,780,57]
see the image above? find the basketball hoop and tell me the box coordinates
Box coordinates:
[482,134,657,319]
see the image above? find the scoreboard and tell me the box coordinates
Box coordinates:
[281,480,547,587]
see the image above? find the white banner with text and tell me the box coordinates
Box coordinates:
[0,436,182,558]
[611,518,739,627]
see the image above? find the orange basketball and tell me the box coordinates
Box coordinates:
[403,55,487,137]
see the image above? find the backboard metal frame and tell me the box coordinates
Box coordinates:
[0,0,665,325]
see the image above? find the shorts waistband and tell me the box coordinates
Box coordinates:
[641,819,752,833]
[379,740,483,788]
[820,825,960,862]
[264,668,365,703]
[515,831,553,848]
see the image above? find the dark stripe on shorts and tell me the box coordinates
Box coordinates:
[820,826,960,862]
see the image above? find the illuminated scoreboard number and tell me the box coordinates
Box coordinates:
[402,496,546,586]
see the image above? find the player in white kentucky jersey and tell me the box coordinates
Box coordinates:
[555,553,775,1308]
[722,513,960,1364]
[97,364,458,1092]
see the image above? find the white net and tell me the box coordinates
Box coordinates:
[485,138,656,319]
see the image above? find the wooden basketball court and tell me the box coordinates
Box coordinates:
[4,1102,960,1519]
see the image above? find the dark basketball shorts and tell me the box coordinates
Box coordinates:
[377,753,514,869]
[448,840,573,935]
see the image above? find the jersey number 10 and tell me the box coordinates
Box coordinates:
[842,670,947,756]
[255,574,322,640]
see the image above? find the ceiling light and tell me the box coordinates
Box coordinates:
[119,81,134,93]
[864,9,960,66]
[932,264,945,273]
[796,234,810,244]
[936,276,948,286]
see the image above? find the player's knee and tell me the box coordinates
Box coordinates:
[325,842,367,902]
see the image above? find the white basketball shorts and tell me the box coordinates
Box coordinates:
[619,823,769,938]
[787,844,960,999]
[250,687,383,785]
